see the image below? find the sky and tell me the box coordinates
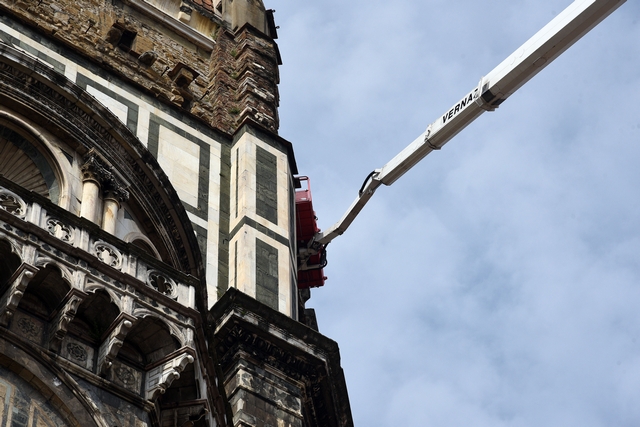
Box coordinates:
[265,1,640,426]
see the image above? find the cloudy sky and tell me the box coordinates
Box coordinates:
[265,1,640,426]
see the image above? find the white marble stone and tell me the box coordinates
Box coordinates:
[157,126,200,207]
[86,86,129,125]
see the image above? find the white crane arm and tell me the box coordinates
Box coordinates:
[316,0,625,246]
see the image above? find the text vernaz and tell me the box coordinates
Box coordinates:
[442,90,477,125]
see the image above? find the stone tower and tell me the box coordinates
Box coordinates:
[0,0,352,425]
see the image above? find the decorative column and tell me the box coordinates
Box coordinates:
[81,150,129,234]
[102,194,119,235]
[80,159,102,224]
[102,187,128,235]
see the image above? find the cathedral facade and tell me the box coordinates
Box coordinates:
[0,0,351,425]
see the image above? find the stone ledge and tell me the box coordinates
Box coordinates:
[210,288,353,427]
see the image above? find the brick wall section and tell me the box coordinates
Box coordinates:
[0,0,280,135]
[209,25,280,135]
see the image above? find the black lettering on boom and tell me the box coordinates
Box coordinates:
[442,94,474,125]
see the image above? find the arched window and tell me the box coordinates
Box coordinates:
[0,123,61,203]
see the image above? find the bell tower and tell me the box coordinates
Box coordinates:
[0,0,353,425]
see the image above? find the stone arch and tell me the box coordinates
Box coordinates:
[33,256,74,286]
[83,282,125,312]
[0,233,21,257]
[131,308,188,345]
[0,116,65,205]
[120,315,182,367]
[0,343,103,427]
[0,44,204,281]
[18,264,71,319]
[68,289,120,345]
[124,231,162,260]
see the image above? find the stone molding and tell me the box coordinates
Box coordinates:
[0,180,199,326]
[82,150,130,203]
[0,43,203,278]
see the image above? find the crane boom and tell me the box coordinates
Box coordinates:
[315,0,626,247]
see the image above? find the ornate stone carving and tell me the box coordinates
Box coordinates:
[93,241,122,269]
[145,352,195,400]
[115,365,135,385]
[97,315,135,375]
[82,150,130,201]
[0,50,196,274]
[48,291,86,353]
[0,189,26,218]
[61,337,95,370]
[46,217,74,243]
[110,360,142,393]
[0,263,39,327]
[147,271,177,299]
[17,316,41,339]
[66,342,88,361]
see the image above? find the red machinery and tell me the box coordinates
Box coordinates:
[295,176,326,288]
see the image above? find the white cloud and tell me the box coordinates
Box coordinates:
[268,0,640,425]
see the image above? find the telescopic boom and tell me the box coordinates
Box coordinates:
[315,0,626,247]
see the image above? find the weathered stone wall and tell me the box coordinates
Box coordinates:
[212,289,354,427]
[0,0,290,311]
[209,25,280,134]
[0,0,280,135]
[1,0,213,113]
[226,360,304,427]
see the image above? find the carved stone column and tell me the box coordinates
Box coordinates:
[80,164,101,224]
[81,150,129,233]
[102,187,128,235]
